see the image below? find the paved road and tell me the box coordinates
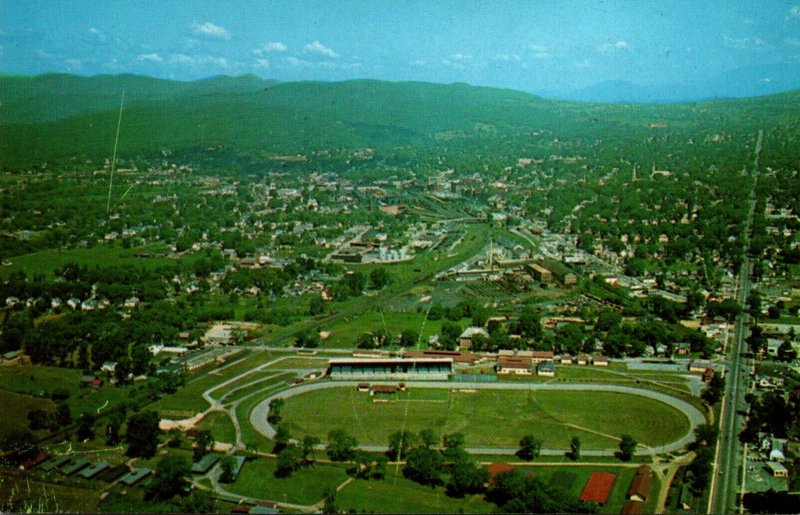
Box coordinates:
[708,128,762,515]
[249,381,706,456]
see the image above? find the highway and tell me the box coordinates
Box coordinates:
[708,129,762,514]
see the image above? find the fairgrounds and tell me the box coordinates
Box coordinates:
[250,381,707,456]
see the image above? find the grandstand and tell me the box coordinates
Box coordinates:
[327,357,452,380]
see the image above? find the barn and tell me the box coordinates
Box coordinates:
[627,465,653,502]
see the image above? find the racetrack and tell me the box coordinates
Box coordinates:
[249,380,706,456]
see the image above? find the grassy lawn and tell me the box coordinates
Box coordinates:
[0,243,172,279]
[226,458,349,505]
[336,475,494,513]
[0,364,149,419]
[319,310,470,348]
[194,412,237,444]
[261,357,330,370]
[0,471,102,512]
[280,387,690,450]
[219,372,294,405]
[0,390,55,440]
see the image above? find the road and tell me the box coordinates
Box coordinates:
[249,380,707,456]
[708,129,762,514]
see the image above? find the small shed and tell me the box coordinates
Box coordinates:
[79,460,110,479]
[191,453,221,474]
[766,461,789,478]
[119,467,152,486]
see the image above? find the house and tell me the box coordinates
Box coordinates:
[559,355,573,365]
[101,361,118,374]
[496,356,532,375]
[689,359,714,373]
[576,354,590,365]
[627,465,653,502]
[370,384,399,395]
[766,461,789,478]
[458,327,489,350]
[526,263,552,283]
[530,350,555,364]
[703,368,714,383]
[770,438,786,462]
[537,362,556,377]
[593,355,609,367]
[357,383,370,392]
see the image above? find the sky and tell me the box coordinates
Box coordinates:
[2,1,800,96]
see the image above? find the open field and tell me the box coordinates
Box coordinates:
[0,471,102,513]
[0,243,174,279]
[336,474,494,513]
[0,364,150,419]
[279,386,690,450]
[226,458,349,505]
[0,390,55,440]
[193,411,237,444]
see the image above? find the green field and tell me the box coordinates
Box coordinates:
[193,412,237,444]
[280,387,689,450]
[226,458,349,505]
[0,244,173,279]
[0,390,55,439]
[336,474,494,513]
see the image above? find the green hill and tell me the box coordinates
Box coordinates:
[1,73,799,169]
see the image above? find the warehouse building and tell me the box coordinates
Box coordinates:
[327,358,452,380]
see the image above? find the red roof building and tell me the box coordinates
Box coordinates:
[579,471,616,505]
[486,462,515,483]
[627,465,653,502]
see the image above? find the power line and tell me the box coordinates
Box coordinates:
[105,91,125,216]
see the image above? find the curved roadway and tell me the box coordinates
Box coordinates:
[249,381,706,456]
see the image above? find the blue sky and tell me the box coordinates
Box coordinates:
[2,1,800,95]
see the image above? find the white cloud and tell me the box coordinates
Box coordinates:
[441,59,466,69]
[265,41,287,52]
[169,53,195,64]
[304,40,337,58]
[575,59,591,68]
[723,35,769,50]
[410,59,428,66]
[137,53,163,63]
[493,54,522,62]
[450,53,472,61]
[285,56,311,66]
[529,44,549,53]
[65,58,82,69]
[191,21,231,40]
[254,58,270,69]
[533,52,552,59]
[785,37,800,47]
[598,40,630,55]
[36,49,59,59]
[319,61,361,70]
[790,5,800,17]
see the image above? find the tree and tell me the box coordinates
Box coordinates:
[167,428,183,448]
[106,413,123,445]
[294,329,320,348]
[193,429,213,462]
[146,453,191,500]
[267,398,284,425]
[55,403,72,427]
[76,412,95,441]
[616,434,637,461]
[322,487,337,514]
[326,429,357,461]
[419,429,439,448]
[276,444,303,477]
[125,410,160,457]
[404,446,444,486]
[442,432,468,463]
[219,455,236,483]
[369,267,389,289]
[515,307,543,342]
[302,435,320,462]
[702,374,725,405]
[692,424,719,449]
[568,436,581,461]
[447,459,488,498]
[273,425,291,454]
[440,322,462,350]
[1,429,33,453]
[777,339,797,362]
[516,435,542,461]
[400,329,419,347]
[388,430,418,460]
[27,408,52,430]
[178,489,215,513]
[309,295,325,316]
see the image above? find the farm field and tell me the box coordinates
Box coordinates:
[0,390,55,440]
[279,387,690,449]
